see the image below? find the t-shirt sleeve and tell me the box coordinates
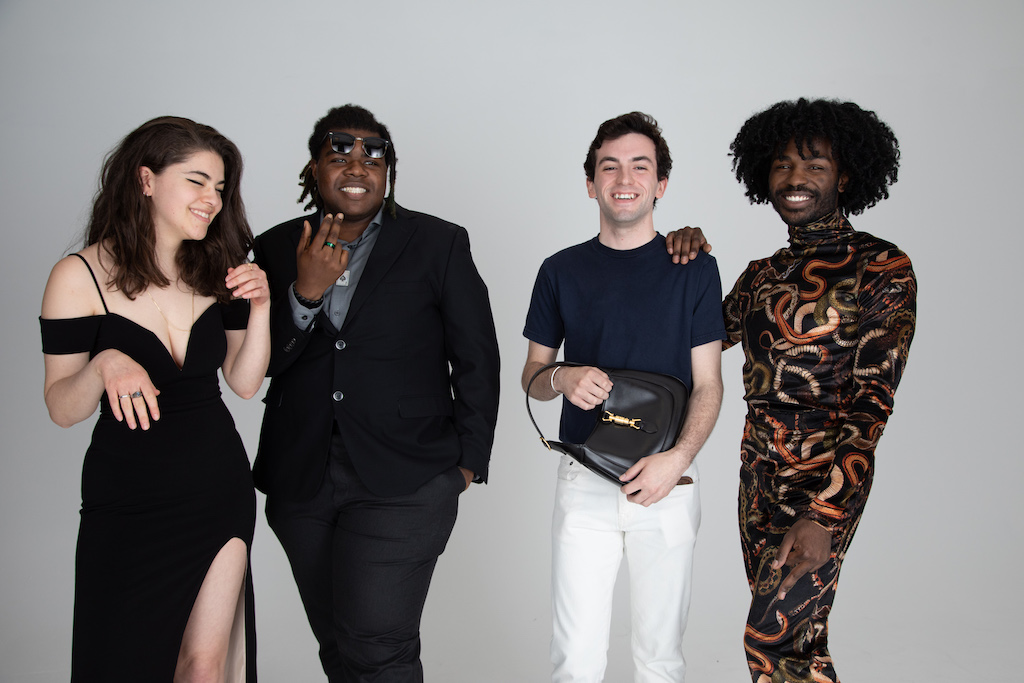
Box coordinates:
[221,298,250,331]
[689,254,727,347]
[523,259,564,350]
[39,316,100,355]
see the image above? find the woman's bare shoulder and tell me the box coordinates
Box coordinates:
[41,244,109,319]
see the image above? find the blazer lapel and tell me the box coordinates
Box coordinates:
[341,207,415,330]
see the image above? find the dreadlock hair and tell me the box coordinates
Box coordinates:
[730,98,900,215]
[86,116,253,302]
[583,112,672,207]
[298,104,398,218]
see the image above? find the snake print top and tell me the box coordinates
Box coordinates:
[723,210,917,531]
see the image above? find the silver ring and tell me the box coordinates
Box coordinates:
[324,241,337,249]
[130,391,143,399]
[118,394,131,399]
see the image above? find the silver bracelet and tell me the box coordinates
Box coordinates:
[550,366,561,393]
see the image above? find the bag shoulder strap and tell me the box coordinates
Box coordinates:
[525,361,590,452]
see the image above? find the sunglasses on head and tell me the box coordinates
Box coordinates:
[322,132,389,159]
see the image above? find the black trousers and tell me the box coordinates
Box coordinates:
[266,431,463,682]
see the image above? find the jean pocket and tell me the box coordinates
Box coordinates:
[556,454,579,481]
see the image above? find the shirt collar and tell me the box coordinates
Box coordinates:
[316,206,385,249]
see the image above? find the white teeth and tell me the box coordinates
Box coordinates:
[341,187,367,194]
[192,209,210,218]
[612,193,637,200]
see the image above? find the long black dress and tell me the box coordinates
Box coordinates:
[40,255,257,681]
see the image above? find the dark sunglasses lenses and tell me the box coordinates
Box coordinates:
[328,133,388,159]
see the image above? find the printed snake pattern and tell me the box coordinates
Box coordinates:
[723,210,917,682]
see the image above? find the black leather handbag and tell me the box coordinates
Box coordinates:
[526,362,690,486]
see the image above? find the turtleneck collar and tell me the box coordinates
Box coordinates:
[787,210,853,247]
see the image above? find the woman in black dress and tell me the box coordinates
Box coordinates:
[40,117,269,682]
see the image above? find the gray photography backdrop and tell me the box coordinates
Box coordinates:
[1,0,1020,680]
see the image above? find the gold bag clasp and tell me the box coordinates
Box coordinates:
[603,411,641,430]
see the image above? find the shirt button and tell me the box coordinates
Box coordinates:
[335,340,347,350]
[333,391,344,401]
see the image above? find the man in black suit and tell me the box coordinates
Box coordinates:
[252,104,500,682]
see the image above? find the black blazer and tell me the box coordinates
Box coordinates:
[251,205,500,500]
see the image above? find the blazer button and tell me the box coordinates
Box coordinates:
[335,339,347,350]
[333,391,344,401]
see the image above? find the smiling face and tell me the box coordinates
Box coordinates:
[586,132,667,230]
[141,149,225,244]
[311,127,388,229]
[768,137,849,227]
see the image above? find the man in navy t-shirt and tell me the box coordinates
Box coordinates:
[522,112,725,682]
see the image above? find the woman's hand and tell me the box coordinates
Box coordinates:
[93,349,161,430]
[226,262,270,311]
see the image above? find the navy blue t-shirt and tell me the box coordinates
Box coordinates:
[524,234,726,444]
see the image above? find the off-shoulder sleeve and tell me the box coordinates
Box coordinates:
[221,299,250,331]
[39,316,101,354]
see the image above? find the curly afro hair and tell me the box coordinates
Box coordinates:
[730,98,899,215]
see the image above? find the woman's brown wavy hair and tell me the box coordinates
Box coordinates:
[86,116,253,302]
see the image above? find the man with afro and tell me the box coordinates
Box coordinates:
[669,98,917,681]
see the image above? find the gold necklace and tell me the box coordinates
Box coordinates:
[148,288,195,332]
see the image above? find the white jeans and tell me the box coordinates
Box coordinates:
[551,455,701,683]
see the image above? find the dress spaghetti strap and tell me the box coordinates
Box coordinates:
[71,253,109,314]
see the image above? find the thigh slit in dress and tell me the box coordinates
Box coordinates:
[40,255,257,682]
